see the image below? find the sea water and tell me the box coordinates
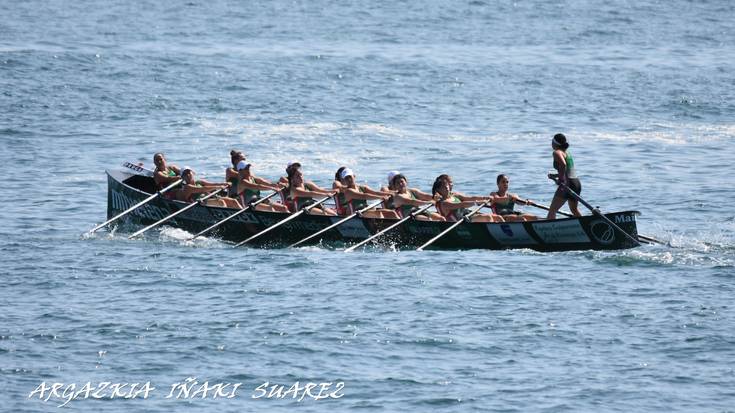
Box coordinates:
[1,0,734,411]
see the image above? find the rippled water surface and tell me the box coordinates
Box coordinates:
[2,0,734,412]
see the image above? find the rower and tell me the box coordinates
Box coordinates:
[490,174,537,221]
[390,174,445,221]
[432,175,504,223]
[379,170,402,210]
[153,153,181,197]
[336,168,398,219]
[546,133,582,219]
[225,150,246,197]
[235,161,289,213]
[279,161,332,193]
[283,166,337,216]
[175,168,241,208]
[332,166,347,191]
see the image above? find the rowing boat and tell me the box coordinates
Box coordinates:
[105,165,641,251]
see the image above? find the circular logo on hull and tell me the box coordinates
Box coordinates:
[590,220,615,245]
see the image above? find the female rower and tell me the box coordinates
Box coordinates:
[284,166,337,215]
[390,174,445,221]
[332,166,347,190]
[546,133,582,219]
[337,168,398,219]
[225,150,246,197]
[379,170,402,210]
[176,168,241,208]
[235,161,289,213]
[490,174,537,222]
[279,161,332,193]
[432,175,504,223]
[152,153,181,193]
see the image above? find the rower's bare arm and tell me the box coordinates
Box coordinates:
[411,189,433,201]
[512,194,529,205]
[553,150,567,178]
[154,171,179,186]
[253,176,274,186]
[441,200,475,210]
[457,193,490,202]
[240,180,278,192]
[360,186,390,197]
[397,194,432,207]
[293,188,335,198]
[344,187,384,201]
[305,181,328,192]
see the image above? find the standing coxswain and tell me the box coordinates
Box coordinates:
[546,133,582,219]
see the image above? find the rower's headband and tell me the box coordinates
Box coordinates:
[552,136,563,146]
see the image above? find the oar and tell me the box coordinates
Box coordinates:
[87,179,182,234]
[187,190,281,241]
[288,199,384,248]
[344,203,434,252]
[128,187,226,239]
[529,199,666,245]
[416,200,493,251]
[636,234,668,246]
[557,182,641,247]
[525,200,574,218]
[233,197,331,248]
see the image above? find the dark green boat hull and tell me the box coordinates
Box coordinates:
[107,170,640,251]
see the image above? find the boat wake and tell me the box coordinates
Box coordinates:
[592,229,734,269]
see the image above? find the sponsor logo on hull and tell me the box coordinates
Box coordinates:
[589,220,615,245]
[487,223,538,246]
[531,220,590,244]
[614,214,636,224]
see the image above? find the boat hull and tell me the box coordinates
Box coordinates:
[107,170,640,251]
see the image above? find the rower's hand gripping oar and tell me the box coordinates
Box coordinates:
[344,202,435,252]
[87,179,183,234]
[553,179,641,247]
[128,187,227,239]
[415,199,493,251]
[233,196,331,248]
[187,190,281,241]
[289,198,385,248]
